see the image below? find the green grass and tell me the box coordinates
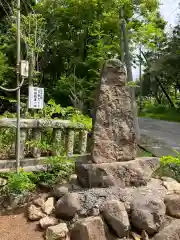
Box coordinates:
[138,105,180,122]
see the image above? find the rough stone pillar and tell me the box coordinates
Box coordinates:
[91,59,137,163]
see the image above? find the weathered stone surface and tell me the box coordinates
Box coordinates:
[154,219,180,240]
[131,232,141,240]
[131,195,166,235]
[43,197,54,215]
[33,197,45,208]
[55,193,80,220]
[102,200,130,238]
[162,177,180,193]
[0,118,84,129]
[28,204,46,221]
[165,194,180,218]
[0,177,7,186]
[69,174,77,184]
[70,216,107,240]
[52,185,69,199]
[91,59,137,163]
[141,231,149,240]
[76,157,160,188]
[40,216,59,229]
[104,222,122,240]
[45,223,70,240]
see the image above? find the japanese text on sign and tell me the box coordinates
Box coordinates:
[28,86,44,109]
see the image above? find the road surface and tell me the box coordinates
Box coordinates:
[139,117,180,157]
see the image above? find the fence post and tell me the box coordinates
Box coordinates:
[79,130,88,154]
[52,128,62,156]
[32,128,41,158]
[67,129,75,156]
[20,128,26,160]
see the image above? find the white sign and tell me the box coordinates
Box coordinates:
[21,60,29,78]
[28,86,44,109]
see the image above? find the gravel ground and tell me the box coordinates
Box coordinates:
[0,213,44,240]
[0,178,166,239]
[77,178,167,216]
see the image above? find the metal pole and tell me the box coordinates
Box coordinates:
[139,44,143,110]
[16,0,21,173]
[121,7,140,141]
[120,8,124,63]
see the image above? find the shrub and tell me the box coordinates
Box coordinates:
[0,156,75,195]
[156,154,180,182]
[4,169,36,195]
[32,156,75,185]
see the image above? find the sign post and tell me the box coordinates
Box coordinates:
[28,86,44,109]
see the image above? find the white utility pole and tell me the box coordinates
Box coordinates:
[16,0,21,173]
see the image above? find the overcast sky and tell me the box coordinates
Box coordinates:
[132,0,180,79]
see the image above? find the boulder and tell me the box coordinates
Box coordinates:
[45,223,70,240]
[55,193,80,220]
[0,177,7,187]
[162,177,180,193]
[154,219,180,240]
[40,216,59,229]
[102,200,130,238]
[76,157,160,188]
[165,194,180,218]
[69,174,77,184]
[70,216,107,240]
[52,185,69,199]
[43,197,54,215]
[131,195,166,235]
[141,231,149,240]
[33,197,45,208]
[28,204,46,221]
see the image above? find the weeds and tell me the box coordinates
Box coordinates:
[155,152,180,182]
[0,156,75,195]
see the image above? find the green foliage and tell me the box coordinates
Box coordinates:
[4,169,36,195]
[0,51,8,84]
[0,100,91,159]
[156,154,180,182]
[139,102,180,122]
[0,128,15,159]
[0,0,165,112]
[0,156,75,195]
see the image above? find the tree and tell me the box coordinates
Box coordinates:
[0,0,166,114]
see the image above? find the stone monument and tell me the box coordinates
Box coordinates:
[27,59,174,240]
[76,59,159,188]
[91,59,137,163]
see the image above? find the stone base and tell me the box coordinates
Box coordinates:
[75,157,160,188]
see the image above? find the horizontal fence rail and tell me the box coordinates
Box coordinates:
[0,118,89,172]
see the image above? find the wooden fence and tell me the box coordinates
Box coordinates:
[0,118,89,172]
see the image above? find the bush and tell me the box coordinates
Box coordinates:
[156,154,180,182]
[139,102,180,122]
[4,169,36,195]
[0,156,75,195]
[32,156,75,185]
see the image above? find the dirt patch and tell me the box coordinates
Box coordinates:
[0,213,44,240]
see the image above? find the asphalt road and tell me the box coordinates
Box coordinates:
[139,117,180,157]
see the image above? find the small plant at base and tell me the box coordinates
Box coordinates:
[3,169,36,195]
[156,154,180,182]
[43,156,75,184]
